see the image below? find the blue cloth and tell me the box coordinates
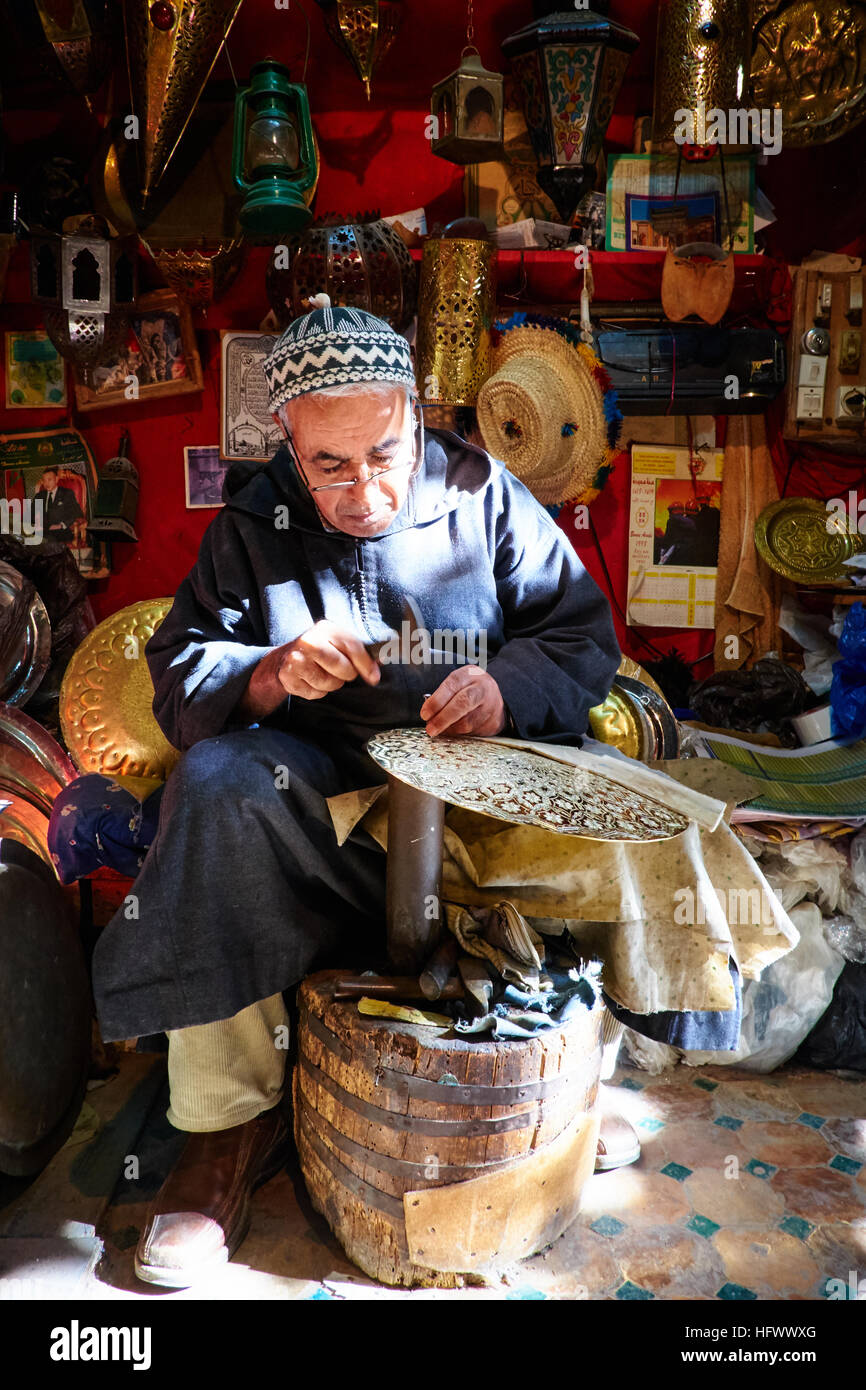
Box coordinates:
[602,959,742,1051]
[48,774,165,885]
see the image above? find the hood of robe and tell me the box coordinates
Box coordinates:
[220,427,495,537]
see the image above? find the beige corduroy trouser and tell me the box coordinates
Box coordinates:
[165,993,290,1132]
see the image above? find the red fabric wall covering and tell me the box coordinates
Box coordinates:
[0,0,863,644]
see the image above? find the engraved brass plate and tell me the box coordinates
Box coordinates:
[751,0,866,146]
[754,496,864,583]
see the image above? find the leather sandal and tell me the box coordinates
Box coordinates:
[595,1111,641,1173]
[134,1104,290,1288]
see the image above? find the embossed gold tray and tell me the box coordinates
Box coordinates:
[752,0,866,147]
[59,598,180,782]
[754,497,864,584]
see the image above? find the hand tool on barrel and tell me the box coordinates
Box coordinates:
[333,974,463,1001]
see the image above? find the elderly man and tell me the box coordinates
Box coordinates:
[90,301,621,1287]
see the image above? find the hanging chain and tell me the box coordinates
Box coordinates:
[466,0,474,47]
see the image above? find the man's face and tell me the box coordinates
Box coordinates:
[277,388,414,538]
[43,471,57,489]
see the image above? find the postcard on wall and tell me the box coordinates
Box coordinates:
[220,331,281,463]
[5,331,67,408]
[627,443,724,630]
[606,154,755,253]
[185,446,228,509]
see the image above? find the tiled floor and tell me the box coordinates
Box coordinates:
[519,1065,866,1301]
[1,1056,864,1301]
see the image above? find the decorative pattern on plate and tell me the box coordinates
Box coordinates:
[366,728,688,841]
[59,598,180,780]
[751,0,866,147]
[754,497,864,584]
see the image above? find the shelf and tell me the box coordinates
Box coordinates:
[411,247,774,315]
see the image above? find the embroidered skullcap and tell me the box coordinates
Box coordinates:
[263,293,417,413]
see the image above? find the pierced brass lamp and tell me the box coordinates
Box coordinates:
[315,0,403,100]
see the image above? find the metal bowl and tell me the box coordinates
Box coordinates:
[0,561,51,707]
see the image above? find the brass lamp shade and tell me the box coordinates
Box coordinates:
[415,237,497,407]
[122,0,245,210]
[315,0,403,99]
[652,0,752,148]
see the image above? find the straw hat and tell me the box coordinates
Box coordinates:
[476,314,622,507]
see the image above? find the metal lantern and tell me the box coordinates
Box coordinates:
[315,0,403,100]
[29,214,138,383]
[431,49,505,165]
[653,0,752,149]
[415,236,497,407]
[502,1,639,224]
[123,0,246,211]
[30,0,120,103]
[266,219,417,330]
[232,59,318,240]
[88,431,140,544]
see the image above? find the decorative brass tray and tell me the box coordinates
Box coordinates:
[60,598,180,781]
[366,728,689,842]
[754,497,864,584]
[751,1,866,147]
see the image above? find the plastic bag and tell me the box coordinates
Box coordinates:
[850,828,866,898]
[0,536,89,665]
[755,837,850,914]
[623,900,846,1074]
[688,656,809,745]
[830,601,866,739]
[823,914,866,965]
[796,963,866,1071]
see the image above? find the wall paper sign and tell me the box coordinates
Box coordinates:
[220,331,280,463]
[627,443,724,630]
[0,427,110,578]
[5,331,67,408]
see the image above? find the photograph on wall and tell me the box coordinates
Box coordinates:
[4,331,67,408]
[627,443,724,629]
[625,192,720,250]
[0,427,110,577]
[185,446,228,509]
[220,331,281,463]
[606,153,755,253]
[72,290,204,411]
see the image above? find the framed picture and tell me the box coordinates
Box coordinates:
[0,427,110,578]
[606,154,755,254]
[73,290,203,411]
[5,331,67,408]
[220,330,281,463]
[184,445,228,508]
[625,192,720,251]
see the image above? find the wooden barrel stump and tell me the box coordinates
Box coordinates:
[294,969,604,1288]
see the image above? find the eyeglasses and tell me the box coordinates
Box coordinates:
[282,399,425,493]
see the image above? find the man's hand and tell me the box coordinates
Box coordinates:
[419,667,506,738]
[238,621,379,720]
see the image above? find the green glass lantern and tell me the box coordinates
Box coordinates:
[232,58,318,239]
[502,1,639,224]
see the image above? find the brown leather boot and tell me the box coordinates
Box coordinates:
[134,1105,290,1288]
